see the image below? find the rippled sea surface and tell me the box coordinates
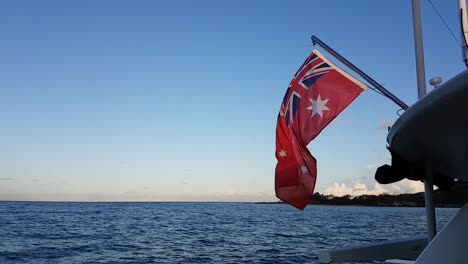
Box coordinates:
[0,202,459,263]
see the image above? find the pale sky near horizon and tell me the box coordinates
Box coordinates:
[1,0,466,201]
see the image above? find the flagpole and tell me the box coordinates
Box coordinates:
[411,0,437,242]
[311,36,409,110]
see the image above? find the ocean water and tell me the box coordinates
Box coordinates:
[0,202,459,264]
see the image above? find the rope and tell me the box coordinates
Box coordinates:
[427,0,462,47]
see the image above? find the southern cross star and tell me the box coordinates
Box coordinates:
[300,165,308,174]
[278,149,287,158]
[307,94,330,117]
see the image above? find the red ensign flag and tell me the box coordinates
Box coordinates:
[275,49,367,210]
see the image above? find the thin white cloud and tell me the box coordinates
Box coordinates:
[322,179,424,196]
[392,179,425,193]
[208,190,275,202]
[0,177,14,181]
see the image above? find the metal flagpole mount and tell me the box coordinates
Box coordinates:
[311,36,409,110]
[411,0,437,242]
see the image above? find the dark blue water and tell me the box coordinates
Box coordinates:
[0,202,458,263]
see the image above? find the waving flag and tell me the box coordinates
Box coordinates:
[275,49,367,210]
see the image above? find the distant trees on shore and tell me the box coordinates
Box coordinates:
[308,186,468,207]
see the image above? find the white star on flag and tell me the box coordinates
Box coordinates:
[279,150,287,158]
[307,94,330,117]
[300,165,308,174]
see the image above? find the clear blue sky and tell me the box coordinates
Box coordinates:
[1,0,465,201]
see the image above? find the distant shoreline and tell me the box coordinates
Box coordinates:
[254,201,462,208]
[0,200,463,208]
[257,189,468,208]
